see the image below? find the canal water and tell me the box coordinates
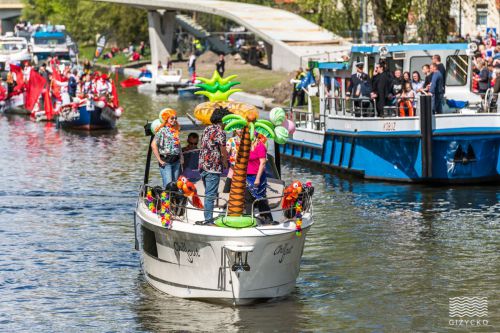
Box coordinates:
[0,87,498,332]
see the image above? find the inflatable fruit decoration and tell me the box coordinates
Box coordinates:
[274,126,289,144]
[193,71,258,124]
[269,107,286,126]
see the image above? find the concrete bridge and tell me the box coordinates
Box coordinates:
[96,0,349,73]
[0,0,23,34]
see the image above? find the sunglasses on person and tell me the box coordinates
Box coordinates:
[169,116,177,120]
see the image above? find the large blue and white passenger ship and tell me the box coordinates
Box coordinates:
[281,44,499,183]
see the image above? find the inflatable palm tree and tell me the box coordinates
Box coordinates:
[222,113,277,216]
[193,71,258,124]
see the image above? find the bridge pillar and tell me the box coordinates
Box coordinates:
[263,41,272,69]
[147,10,176,84]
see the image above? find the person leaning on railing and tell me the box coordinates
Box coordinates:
[245,135,274,224]
[151,109,183,188]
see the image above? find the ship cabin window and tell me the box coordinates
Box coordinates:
[445,55,468,86]
[410,56,433,78]
[386,58,404,73]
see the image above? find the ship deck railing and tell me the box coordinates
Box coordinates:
[139,184,313,226]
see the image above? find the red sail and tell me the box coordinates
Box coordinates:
[25,70,47,111]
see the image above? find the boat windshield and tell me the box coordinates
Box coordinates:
[33,37,66,45]
[445,55,468,86]
[0,42,27,54]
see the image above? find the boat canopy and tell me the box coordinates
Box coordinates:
[32,31,65,39]
[351,43,469,54]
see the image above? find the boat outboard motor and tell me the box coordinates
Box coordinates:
[165,181,187,217]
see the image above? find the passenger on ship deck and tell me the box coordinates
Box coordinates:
[151,109,182,188]
[199,107,229,221]
[181,133,200,182]
[419,64,433,95]
[390,69,404,104]
[182,132,199,152]
[399,82,415,117]
[429,63,444,114]
[246,135,274,223]
[348,62,371,115]
[370,61,392,116]
[411,71,423,94]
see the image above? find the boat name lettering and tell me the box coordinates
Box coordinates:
[274,243,293,263]
[383,122,396,131]
[173,241,200,263]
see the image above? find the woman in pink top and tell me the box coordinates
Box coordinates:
[246,135,274,223]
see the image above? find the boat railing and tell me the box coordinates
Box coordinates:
[325,96,420,118]
[140,184,313,225]
[289,108,326,131]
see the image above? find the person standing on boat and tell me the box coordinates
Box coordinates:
[246,134,273,223]
[432,55,446,92]
[290,68,306,107]
[152,109,183,188]
[390,69,404,104]
[216,54,225,77]
[348,62,371,115]
[411,71,424,94]
[371,61,392,116]
[420,64,433,95]
[199,107,229,221]
[429,63,444,114]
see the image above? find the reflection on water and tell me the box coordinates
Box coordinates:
[0,87,498,332]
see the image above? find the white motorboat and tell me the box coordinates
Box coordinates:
[0,33,31,69]
[134,121,314,305]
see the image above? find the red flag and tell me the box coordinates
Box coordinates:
[25,70,47,111]
[0,85,6,101]
[120,77,142,88]
[111,80,119,107]
[9,64,24,89]
[43,89,54,120]
[51,64,62,82]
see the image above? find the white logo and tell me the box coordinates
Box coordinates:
[449,297,488,317]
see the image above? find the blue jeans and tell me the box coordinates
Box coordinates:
[159,161,180,188]
[201,170,220,221]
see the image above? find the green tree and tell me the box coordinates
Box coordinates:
[21,0,148,46]
[370,0,412,42]
[418,0,453,43]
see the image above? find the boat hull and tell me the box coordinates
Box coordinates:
[57,105,116,130]
[282,127,500,183]
[135,203,311,304]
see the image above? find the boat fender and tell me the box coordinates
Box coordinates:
[214,215,256,228]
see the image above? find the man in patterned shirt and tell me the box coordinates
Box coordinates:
[199,107,229,221]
